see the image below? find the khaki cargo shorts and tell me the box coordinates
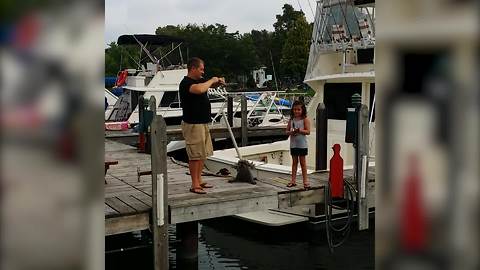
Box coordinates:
[181,121,213,160]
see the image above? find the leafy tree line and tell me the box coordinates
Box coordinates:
[105,4,312,88]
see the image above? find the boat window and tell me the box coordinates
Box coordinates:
[324,83,361,120]
[324,83,376,122]
[130,90,144,112]
[160,91,179,107]
[357,48,374,64]
[169,102,181,108]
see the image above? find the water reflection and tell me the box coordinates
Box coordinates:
[106,217,374,270]
[196,217,374,270]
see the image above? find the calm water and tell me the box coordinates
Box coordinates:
[106,216,374,270]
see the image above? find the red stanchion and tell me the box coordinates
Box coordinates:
[329,144,344,198]
[138,132,146,153]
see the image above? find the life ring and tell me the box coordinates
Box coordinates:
[115,70,128,87]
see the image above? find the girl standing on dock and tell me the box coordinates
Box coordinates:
[286,100,311,190]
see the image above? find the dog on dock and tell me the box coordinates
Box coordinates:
[229,160,257,185]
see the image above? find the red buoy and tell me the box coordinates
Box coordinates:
[329,144,344,198]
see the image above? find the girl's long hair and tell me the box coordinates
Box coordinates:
[290,100,307,119]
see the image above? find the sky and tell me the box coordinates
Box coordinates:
[105,0,316,47]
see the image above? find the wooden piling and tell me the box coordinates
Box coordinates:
[315,103,328,171]
[150,95,169,270]
[241,95,248,146]
[176,221,199,269]
[145,97,157,154]
[227,96,233,127]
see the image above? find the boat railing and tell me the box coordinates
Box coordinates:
[312,0,375,53]
[208,89,291,127]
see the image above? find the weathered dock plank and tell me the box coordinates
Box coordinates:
[105,204,118,216]
[105,197,136,216]
[117,194,150,212]
[170,193,278,224]
[105,213,150,236]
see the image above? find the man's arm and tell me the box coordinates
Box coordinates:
[211,77,226,88]
[189,77,225,94]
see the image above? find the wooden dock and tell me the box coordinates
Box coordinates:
[105,139,375,235]
[105,139,280,235]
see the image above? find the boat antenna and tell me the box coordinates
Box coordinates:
[122,24,158,64]
[306,0,315,18]
[296,0,303,12]
[269,50,279,91]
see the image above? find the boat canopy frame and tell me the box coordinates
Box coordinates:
[116,34,186,73]
[312,0,375,52]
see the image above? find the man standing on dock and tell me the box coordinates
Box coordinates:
[180,57,225,194]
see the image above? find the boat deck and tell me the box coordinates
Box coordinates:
[105,140,375,235]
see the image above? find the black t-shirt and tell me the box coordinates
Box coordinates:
[179,76,211,124]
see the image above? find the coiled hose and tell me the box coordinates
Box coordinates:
[325,179,356,253]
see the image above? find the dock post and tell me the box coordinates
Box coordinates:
[176,221,199,269]
[241,95,248,146]
[227,96,233,127]
[145,97,157,154]
[356,104,369,230]
[315,103,327,170]
[150,113,169,269]
[138,95,146,153]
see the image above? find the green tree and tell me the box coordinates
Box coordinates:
[280,15,312,83]
[105,42,141,76]
[273,4,305,34]
[249,29,274,70]
[271,4,306,81]
[156,23,257,82]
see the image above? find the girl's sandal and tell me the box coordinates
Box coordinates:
[200,182,213,188]
[189,187,207,194]
[303,183,311,190]
[286,182,297,188]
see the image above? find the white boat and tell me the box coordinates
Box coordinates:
[104,88,118,120]
[205,0,376,198]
